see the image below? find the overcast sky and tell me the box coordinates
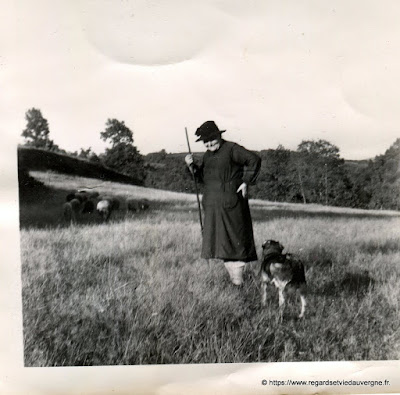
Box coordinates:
[3,0,400,160]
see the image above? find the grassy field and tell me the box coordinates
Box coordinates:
[20,171,400,366]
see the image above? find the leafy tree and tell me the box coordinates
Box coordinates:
[77,147,101,163]
[21,108,54,149]
[100,119,134,147]
[297,139,340,159]
[78,147,92,159]
[144,152,204,193]
[252,141,351,205]
[89,152,101,163]
[100,118,145,182]
[103,144,145,181]
[366,138,400,209]
[253,146,299,202]
[146,149,167,163]
[288,151,309,204]
[294,139,349,206]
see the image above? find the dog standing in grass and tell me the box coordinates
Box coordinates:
[260,240,307,318]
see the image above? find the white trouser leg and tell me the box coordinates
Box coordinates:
[224,261,245,285]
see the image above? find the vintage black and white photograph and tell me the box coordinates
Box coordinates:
[4,0,400,383]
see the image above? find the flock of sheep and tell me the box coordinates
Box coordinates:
[63,189,150,224]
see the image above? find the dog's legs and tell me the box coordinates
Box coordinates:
[299,294,306,318]
[261,281,267,306]
[278,287,285,308]
[71,210,76,224]
[261,272,270,306]
[297,284,307,318]
[278,287,285,322]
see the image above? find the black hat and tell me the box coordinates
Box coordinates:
[195,121,226,142]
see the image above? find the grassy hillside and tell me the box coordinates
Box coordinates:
[18,146,143,186]
[19,171,400,365]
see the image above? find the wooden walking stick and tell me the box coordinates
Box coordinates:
[185,127,203,232]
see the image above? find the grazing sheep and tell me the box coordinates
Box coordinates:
[78,189,99,199]
[127,198,150,212]
[81,200,95,214]
[74,191,89,203]
[110,197,120,211]
[97,200,111,221]
[66,190,99,213]
[63,202,73,222]
[63,198,81,223]
[66,191,88,203]
[64,190,99,223]
[66,193,76,202]
[70,198,81,216]
[96,197,120,221]
[89,191,99,199]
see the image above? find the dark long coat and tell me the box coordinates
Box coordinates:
[192,140,261,262]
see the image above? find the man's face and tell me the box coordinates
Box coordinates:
[204,136,221,152]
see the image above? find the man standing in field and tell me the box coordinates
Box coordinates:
[185,121,261,285]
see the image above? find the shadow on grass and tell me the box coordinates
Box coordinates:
[171,202,400,221]
[313,270,375,298]
[250,207,400,221]
[357,240,400,254]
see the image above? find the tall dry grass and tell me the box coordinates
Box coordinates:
[20,186,400,365]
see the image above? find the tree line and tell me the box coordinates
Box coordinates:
[20,107,400,210]
[21,108,146,183]
[145,140,400,210]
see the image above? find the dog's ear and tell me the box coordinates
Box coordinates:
[262,240,269,248]
[279,242,284,251]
